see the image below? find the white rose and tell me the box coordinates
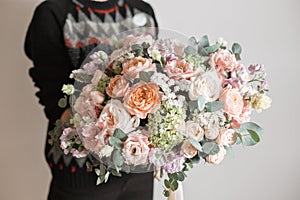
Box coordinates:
[206,145,226,165]
[189,70,222,102]
[216,129,237,146]
[98,99,140,134]
[204,126,220,140]
[185,121,204,141]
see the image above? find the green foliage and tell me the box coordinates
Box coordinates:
[113,128,128,141]
[206,101,224,112]
[189,138,202,151]
[109,136,123,149]
[202,141,220,155]
[58,95,68,108]
[236,122,263,146]
[139,71,154,83]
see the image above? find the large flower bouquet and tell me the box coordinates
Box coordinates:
[49,33,271,197]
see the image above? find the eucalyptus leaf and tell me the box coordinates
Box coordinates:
[248,129,260,143]
[189,138,202,151]
[199,35,209,48]
[104,171,110,183]
[237,122,263,136]
[109,136,123,149]
[197,96,205,111]
[139,71,154,83]
[177,172,185,181]
[188,36,198,47]
[189,100,198,112]
[184,46,197,55]
[113,128,128,141]
[112,150,124,167]
[224,146,234,159]
[202,142,220,155]
[163,190,170,197]
[100,164,106,175]
[232,43,242,55]
[204,44,220,54]
[95,168,101,176]
[206,101,224,112]
[170,180,179,191]
[164,179,171,189]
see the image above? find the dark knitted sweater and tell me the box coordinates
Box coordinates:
[25,0,157,199]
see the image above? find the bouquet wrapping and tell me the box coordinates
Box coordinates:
[49,29,271,197]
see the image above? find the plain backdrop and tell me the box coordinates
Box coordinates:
[0,0,299,199]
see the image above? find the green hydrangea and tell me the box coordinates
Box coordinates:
[149,101,185,151]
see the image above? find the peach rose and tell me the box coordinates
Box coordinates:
[216,129,237,146]
[164,59,194,80]
[231,101,251,128]
[219,86,243,117]
[206,145,226,165]
[106,75,130,98]
[123,82,162,119]
[189,70,222,102]
[121,57,156,79]
[185,121,204,141]
[209,49,238,72]
[204,126,220,140]
[123,130,150,166]
[180,140,198,158]
[98,99,140,134]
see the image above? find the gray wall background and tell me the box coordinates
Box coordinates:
[0,0,299,199]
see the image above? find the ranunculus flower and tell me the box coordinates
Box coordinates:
[209,49,238,72]
[180,140,198,158]
[231,101,251,128]
[106,75,130,98]
[204,126,220,140]
[164,59,194,80]
[121,57,156,79]
[98,99,140,134]
[216,129,237,146]
[123,82,162,119]
[219,86,243,117]
[189,70,222,102]
[185,121,204,141]
[122,130,150,166]
[206,145,226,165]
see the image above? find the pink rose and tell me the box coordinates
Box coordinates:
[123,82,162,119]
[206,145,226,165]
[231,101,251,128]
[91,69,106,85]
[219,86,243,117]
[180,140,198,158]
[73,96,97,119]
[209,49,238,72]
[216,129,237,146]
[121,57,156,79]
[164,59,194,80]
[79,122,108,153]
[122,130,150,166]
[106,75,130,98]
[185,121,204,141]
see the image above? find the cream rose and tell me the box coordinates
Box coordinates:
[216,129,237,146]
[204,126,220,140]
[123,82,162,119]
[121,57,156,79]
[180,140,198,158]
[189,70,222,102]
[206,145,226,165]
[106,75,130,98]
[122,130,150,166]
[98,99,140,134]
[164,59,194,80]
[185,121,204,141]
[219,86,243,117]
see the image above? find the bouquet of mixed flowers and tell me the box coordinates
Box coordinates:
[49,32,271,197]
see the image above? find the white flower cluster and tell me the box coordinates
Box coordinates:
[191,109,227,129]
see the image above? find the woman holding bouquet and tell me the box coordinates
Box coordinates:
[24,0,158,199]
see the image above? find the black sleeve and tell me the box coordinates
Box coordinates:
[25,1,73,124]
